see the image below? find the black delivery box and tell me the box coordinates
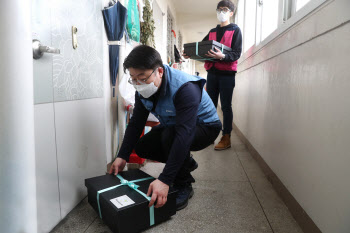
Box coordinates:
[85,170,177,233]
[184,40,232,62]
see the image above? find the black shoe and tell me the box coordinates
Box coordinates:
[175,184,194,211]
[187,155,198,172]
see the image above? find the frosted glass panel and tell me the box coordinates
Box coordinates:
[51,0,103,102]
[244,0,256,52]
[296,0,311,11]
[261,0,279,41]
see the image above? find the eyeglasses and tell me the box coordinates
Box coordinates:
[128,67,158,85]
[216,8,231,14]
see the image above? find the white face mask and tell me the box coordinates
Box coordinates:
[217,12,230,23]
[133,81,158,98]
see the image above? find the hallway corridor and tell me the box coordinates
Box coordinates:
[51,113,303,233]
[2,0,349,232]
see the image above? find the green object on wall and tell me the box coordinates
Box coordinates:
[127,0,140,42]
[140,0,156,48]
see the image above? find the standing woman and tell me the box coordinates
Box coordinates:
[185,0,242,150]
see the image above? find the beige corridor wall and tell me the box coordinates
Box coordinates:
[233,0,350,232]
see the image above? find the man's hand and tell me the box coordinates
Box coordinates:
[109,158,126,175]
[147,179,169,208]
[182,51,190,59]
[205,47,225,60]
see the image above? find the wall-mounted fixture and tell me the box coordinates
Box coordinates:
[72,26,78,49]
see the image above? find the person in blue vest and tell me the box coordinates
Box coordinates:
[184,0,242,150]
[109,45,221,210]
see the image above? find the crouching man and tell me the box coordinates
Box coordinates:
[109,45,221,210]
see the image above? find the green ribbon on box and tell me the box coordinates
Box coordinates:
[195,42,224,61]
[97,174,155,226]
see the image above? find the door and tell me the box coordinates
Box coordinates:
[32,0,106,232]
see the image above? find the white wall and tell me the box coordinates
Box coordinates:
[233,0,350,232]
[0,1,37,232]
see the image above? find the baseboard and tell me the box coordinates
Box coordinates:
[232,122,322,233]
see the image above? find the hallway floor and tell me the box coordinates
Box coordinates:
[51,129,303,233]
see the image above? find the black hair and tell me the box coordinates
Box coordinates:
[123,45,164,73]
[217,0,235,12]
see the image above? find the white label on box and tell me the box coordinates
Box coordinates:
[110,195,135,209]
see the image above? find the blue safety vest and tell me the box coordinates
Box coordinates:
[139,65,220,126]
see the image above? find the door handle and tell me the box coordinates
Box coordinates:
[32,39,60,59]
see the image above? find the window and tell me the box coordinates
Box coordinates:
[261,0,279,41]
[255,0,263,45]
[283,0,293,22]
[236,0,245,33]
[243,0,257,52]
[237,0,322,57]
[296,0,311,11]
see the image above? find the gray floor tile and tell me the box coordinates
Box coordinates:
[56,180,274,233]
[249,178,303,233]
[263,207,303,233]
[51,198,97,233]
[231,133,245,145]
[140,161,165,178]
[250,177,286,209]
[51,126,302,233]
[192,146,248,182]
[144,180,272,233]
[232,143,248,152]
[85,217,112,233]
[237,151,303,233]
[237,151,266,181]
[237,151,253,157]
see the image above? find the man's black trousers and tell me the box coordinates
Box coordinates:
[134,123,221,186]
